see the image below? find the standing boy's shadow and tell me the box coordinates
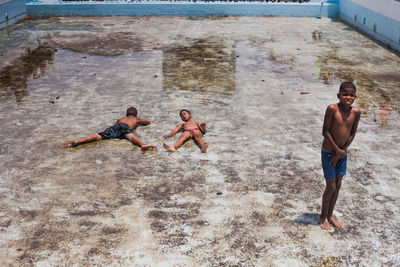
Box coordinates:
[295,213,319,225]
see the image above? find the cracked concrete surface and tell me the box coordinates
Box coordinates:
[0,16,399,266]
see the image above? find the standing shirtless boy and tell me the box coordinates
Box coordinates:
[163,109,208,153]
[319,82,360,230]
[63,107,157,151]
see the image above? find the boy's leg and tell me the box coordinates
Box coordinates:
[125,133,157,151]
[63,134,102,148]
[193,131,208,153]
[319,177,336,230]
[163,132,191,152]
[327,174,344,228]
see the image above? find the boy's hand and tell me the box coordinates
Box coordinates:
[337,149,347,159]
[163,134,171,139]
[200,122,207,133]
[329,154,339,166]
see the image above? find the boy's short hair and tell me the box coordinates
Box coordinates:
[127,107,137,116]
[339,82,356,92]
[179,109,191,116]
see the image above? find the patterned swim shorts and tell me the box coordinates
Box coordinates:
[98,123,133,139]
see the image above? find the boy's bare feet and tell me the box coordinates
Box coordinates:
[163,143,176,152]
[63,141,77,148]
[141,145,158,151]
[328,216,342,228]
[201,142,208,153]
[319,217,331,230]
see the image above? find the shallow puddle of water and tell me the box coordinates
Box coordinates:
[0,43,56,102]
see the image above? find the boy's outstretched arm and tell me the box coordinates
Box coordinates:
[138,118,151,125]
[198,122,207,134]
[322,105,346,158]
[164,123,183,138]
[341,108,361,150]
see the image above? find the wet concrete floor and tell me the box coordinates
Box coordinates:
[0,16,399,266]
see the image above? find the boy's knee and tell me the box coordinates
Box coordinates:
[335,182,342,190]
[326,181,336,192]
[193,132,202,138]
[335,175,344,189]
[125,133,136,141]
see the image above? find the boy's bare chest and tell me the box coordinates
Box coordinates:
[333,110,355,126]
[183,121,197,129]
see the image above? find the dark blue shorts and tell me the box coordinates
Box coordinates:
[98,123,133,139]
[321,149,347,179]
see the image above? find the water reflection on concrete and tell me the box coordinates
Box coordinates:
[0,43,55,102]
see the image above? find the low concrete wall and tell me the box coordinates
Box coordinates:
[26,2,339,18]
[0,0,26,29]
[339,0,400,53]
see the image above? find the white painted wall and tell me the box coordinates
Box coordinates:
[349,0,400,21]
[340,0,400,52]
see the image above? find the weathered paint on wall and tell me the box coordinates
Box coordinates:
[339,0,400,52]
[0,0,26,29]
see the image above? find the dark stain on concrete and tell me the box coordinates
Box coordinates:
[223,167,242,183]
[102,226,126,235]
[51,32,143,56]
[250,211,268,227]
[148,210,168,220]
[162,35,236,93]
[78,220,100,228]
[319,256,335,267]
[28,221,72,251]
[317,45,400,123]
[19,210,37,221]
[223,217,267,261]
[70,210,105,217]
